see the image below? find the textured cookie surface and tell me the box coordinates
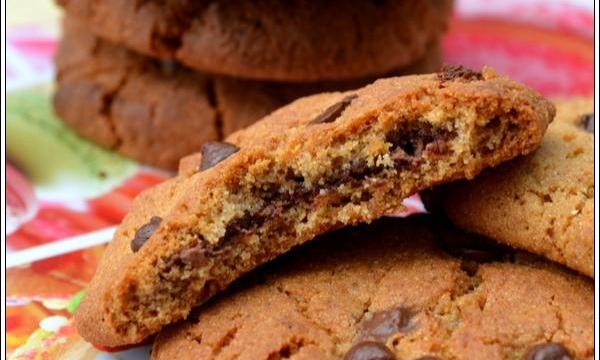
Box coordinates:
[53,20,217,170]
[56,0,451,82]
[423,98,593,277]
[75,67,554,347]
[152,215,594,360]
[54,20,442,169]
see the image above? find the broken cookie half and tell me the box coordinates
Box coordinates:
[75,66,555,346]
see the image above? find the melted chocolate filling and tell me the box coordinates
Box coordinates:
[168,125,455,267]
[215,125,454,249]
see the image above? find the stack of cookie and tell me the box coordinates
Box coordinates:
[53,0,453,169]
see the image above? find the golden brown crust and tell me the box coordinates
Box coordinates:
[423,98,593,277]
[74,177,189,345]
[75,68,554,346]
[56,0,452,82]
[53,20,218,170]
[151,216,594,360]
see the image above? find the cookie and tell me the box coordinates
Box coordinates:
[54,20,442,170]
[56,0,452,82]
[151,215,594,360]
[53,20,218,170]
[422,98,593,277]
[74,66,554,346]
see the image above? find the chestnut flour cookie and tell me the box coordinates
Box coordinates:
[74,66,554,346]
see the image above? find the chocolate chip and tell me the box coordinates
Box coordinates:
[424,137,449,156]
[309,94,357,125]
[164,239,224,269]
[523,343,573,360]
[390,134,449,166]
[222,211,264,243]
[179,245,208,267]
[358,306,414,342]
[579,113,594,133]
[390,147,413,167]
[437,65,483,82]
[344,341,396,360]
[386,124,455,169]
[199,142,240,171]
[131,216,162,252]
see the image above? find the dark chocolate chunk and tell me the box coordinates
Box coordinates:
[131,216,162,252]
[199,142,240,171]
[386,123,454,169]
[390,147,413,167]
[309,94,358,125]
[165,238,224,269]
[358,306,414,342]
[179,245,208,267]
[344,341,396,360]
[523,343,573,360]
[320,159,382,188]
[349,161,370,179]
[424,137,449,156]
[437,65,483,82]
[285,168,305,184]
[389,139,424,169]
[222,211,265,243]
[579,113,594,133]
[391,133,449,167]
